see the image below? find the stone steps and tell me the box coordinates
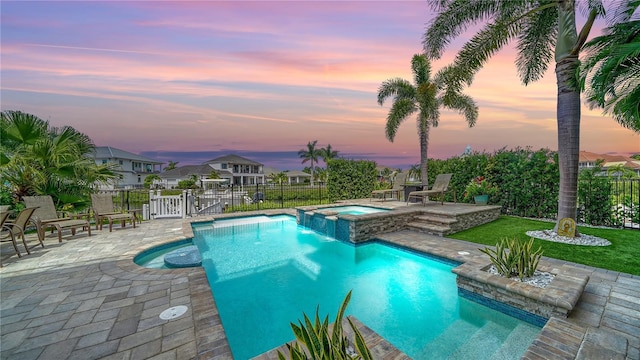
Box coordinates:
[406,214,459,236]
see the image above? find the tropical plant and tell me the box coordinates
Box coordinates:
[0,110,118,209]
[165,161,179,171]
[423,0,606,232]
[144,174,161,189]
[277,290,373,360]
[177,174,199,189]
[315,167,328,184]
[319,143,340,165]
[580,0,640,132]
[480,238,543,280]
[269,171,289,185]
[463,176,499,201]
[298,140,321,187]
[377,54,478,187]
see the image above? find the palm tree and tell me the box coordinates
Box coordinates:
[319,144,339,165]
[298,140,321,186]
[165,161,179,171]
[269,171,289,185]
[423,0,604,232]
[0,110,118,207]
[378,54,478,187]
[319,143,339,181]
[580,0,640,132]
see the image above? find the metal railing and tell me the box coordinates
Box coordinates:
[578,178,639,230]
[100,178,639,230]
[191,183,330,215]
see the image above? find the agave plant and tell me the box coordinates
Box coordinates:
[480,238,543,280]
[278,290,373,360]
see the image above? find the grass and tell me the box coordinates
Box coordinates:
[449,216,640,276]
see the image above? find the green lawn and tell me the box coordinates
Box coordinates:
[449,216,640,276]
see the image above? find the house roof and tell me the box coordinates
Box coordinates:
[579,151,629,163]
[203,154,262,166]
[158,164,216,178]
[94,146,163,164]
[263,167,310,177]
[285,170,311,177]
[579,151,640,170]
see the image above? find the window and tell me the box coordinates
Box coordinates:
[221,163,227,169]
[119,160,123,165]
[102,160,107,164]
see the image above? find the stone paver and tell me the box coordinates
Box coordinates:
[1,203,639,359]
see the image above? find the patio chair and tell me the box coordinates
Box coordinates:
[23,195,92,243]
[1,211,21,263]
[1,207,40,259]
[407,173,455,205]
[371,172,408,202]
[91,193,136,232]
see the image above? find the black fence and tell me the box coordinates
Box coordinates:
[578,178,639,230]
[102,178,639,230]
[192,183,330,215]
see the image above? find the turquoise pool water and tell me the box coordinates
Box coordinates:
[134,239,195,269]
[192,215,541,359]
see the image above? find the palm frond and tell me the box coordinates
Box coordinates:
[386,99,417,142]
[580,0,640,132]
[411,54,432,86]
[453,17,523,87]
[423,0,506,59]
[516,5,557,84]
[441,92,479,127]
[377,78,415,105]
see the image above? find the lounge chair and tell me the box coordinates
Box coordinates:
[371,172,408,202]
[1,207,40,259]
[407,173,455,205]
[1,211,22,262]
[23,195,92,242]
[91,193,136,232]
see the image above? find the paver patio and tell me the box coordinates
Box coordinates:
[1,205,638,359]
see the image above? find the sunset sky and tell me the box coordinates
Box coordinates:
[2,1,638,170]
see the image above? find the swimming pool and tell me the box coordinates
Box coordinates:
[191,215,541,359]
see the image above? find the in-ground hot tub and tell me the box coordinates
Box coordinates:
[297,204,392,241]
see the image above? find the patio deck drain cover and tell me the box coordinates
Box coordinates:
[164,245,202,268]
[160,306,188,320]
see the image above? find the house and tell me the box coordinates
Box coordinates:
[94,146,163,189]
[579,151,640,176]
[157,164,222,189]
[263,167,311,184]
[203,154,265,186]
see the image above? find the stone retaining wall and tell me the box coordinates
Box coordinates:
[448,207,501,233]
[454,263,589,320]
[339,210,417,243]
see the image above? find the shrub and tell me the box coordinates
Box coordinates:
[479,238,543,280]
[463,176,498,201]
[278,291,373,360]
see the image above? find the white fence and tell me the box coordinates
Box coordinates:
[148,190,228,219]
[149,190,186,219]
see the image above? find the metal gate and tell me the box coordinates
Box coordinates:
[149,190,186,219]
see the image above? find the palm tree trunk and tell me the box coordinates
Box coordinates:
[554,55,581,234]
[420,125,429,188]
[310,160,315,187]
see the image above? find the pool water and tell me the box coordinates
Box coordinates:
[191,216,540,359]
[134,239,195,269]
